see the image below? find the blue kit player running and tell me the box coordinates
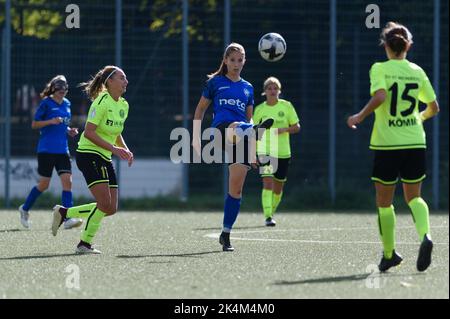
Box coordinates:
[19,75,82,230]
[192,43,273,251]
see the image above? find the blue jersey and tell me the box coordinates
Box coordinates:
[202,75,254,127]
[34,97,71,154]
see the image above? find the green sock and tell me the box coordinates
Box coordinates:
[262,189,273,219]
[67,203,97,219]
[80,206,106,244]
[408,197,430,241]
[272,192,283,214]
[378,206,396,259]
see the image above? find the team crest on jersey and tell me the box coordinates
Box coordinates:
[90,108,96,119]
[278,111,285,117]
[119,109,125,118]
[243,88,250,97]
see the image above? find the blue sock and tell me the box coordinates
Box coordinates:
[23,186,42,211]
[223,194,242,231]
[62,191,73,208]
[235,122,253,138]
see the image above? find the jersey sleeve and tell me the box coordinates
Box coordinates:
[287,102,300,125]
[369,63,387,96]
[418,69,437,103]
[253,105,261,124]
[247,86,254,107]
[202,79,214,100]
[34,100,48,121]
[86,95,107,126]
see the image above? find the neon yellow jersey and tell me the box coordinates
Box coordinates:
[253,99,299,158]
[369,59,436,150]
[77,92,129,161]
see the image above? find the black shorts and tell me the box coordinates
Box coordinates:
[37,153,72,178]
[258,155,291,182]
[215,122,252,169]
[372,149,426,185]
[75,151,118,188]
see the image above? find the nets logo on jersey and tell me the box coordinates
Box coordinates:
[119,109,125,118]
[219,98,246,111]
[278,111,285,117]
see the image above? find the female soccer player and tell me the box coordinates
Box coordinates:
[253,77,300,226]
[19,75,82,230]
[347,22,439,272]
[51,65,134,254]
[192,43,273,251]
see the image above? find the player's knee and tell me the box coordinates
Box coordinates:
[37,182,49,192]
[97,201,115,215]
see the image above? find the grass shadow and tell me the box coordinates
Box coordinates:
[0,253,78,261]
[0,228,24,233]
[273,272,425,285]
[117,250,223,259]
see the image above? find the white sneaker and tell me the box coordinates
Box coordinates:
[19,204,30,229]
[64,218,83,230]
[51,205,64,236]
[75,245,102,254]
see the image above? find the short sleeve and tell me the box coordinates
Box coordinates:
[418,69,436,103]
[86,96,107,126]
[202,79,214,100]
[34,100,48,121]
[253,105,261,124]
[287,102,300,125]
[247,86,254,107]
[369,63,387,96]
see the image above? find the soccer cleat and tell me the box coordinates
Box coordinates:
[265,217,276,227]
[64,218,83,230]
[19,204,30,229]
[253,118,274,141]
[219,232,234,252]
[378,250,403,272]
[75,244,102,255]
[51,205,65,236]
[417,234,433,272]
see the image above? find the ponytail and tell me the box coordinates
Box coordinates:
[78,65,118,101]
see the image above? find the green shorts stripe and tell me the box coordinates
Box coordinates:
[371,177,398,185]
[401,174,426,184]
[87,179,109,188]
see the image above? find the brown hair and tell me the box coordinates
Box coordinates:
[380,22,413,57]
[207,42,245,79]
[78,65,119,100]
[40,75,68,98]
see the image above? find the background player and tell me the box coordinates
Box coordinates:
[51,66,133,254]
[253,76,300,226]
[347,22,440,272]
[19,75,82,230]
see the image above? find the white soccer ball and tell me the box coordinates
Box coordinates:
[258,33,287,62]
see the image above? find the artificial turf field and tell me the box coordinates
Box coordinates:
[0,210,448,299]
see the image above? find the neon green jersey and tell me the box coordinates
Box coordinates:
[369,59,436,150]
[77,92,129,161]
[253,99,299,158]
